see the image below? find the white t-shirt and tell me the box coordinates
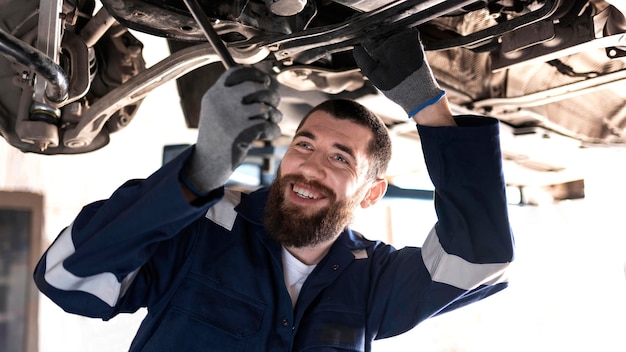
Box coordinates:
[281,246,316,307]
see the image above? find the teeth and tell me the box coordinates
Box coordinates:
[293,185,318,199]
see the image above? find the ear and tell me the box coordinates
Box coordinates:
[360,178,388,209]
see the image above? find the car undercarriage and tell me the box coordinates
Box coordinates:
[1,0,625,195]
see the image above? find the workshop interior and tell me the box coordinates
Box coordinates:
[1,0,625,351]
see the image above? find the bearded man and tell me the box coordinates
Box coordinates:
[34,30,514,351]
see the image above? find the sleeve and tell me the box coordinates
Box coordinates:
[419,115,514,278]
[33,146,224,320]
[372,115,515,339]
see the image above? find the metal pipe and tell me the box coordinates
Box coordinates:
[424,0,560,51]
[0,27,69,103]
[34,0,67,103]
[182,0,237,69]
[63,43,269,148]
[472,68,626,113]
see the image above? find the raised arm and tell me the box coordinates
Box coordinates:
[354,29,514,337]
[33,67,283,319]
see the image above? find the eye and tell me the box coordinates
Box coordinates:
[295,141,313,150]
[332,154,349,164]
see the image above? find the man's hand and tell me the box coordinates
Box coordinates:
[353,29,454,125]
[182,67,282,195]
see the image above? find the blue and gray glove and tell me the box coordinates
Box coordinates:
[182,67,282,195]
[353,29,445,118]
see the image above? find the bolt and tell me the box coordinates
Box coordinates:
[65,138,87,149]
[34,140,49,152]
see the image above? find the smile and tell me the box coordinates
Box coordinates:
[292,184,324,200]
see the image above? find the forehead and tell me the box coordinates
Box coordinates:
[297,110,373,150]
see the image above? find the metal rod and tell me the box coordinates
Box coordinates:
[35,0,67,103]
[0,27,68,103]
[182,0,237,69]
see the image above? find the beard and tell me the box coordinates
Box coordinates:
[264,173,364,248]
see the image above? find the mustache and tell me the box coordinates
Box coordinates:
[278,174,336,200]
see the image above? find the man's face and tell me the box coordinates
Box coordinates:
[264,111,377,248]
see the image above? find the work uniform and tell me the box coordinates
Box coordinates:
[34,116,514,352]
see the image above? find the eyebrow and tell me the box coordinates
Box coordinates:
[294,130,357,160]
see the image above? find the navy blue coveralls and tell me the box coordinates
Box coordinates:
[34,116,514,351]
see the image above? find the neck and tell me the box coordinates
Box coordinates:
[284,237,337,265]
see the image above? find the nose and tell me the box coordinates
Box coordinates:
[298,151,326,180]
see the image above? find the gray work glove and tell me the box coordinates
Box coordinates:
[183,66,282,195]
[353,29,445,117]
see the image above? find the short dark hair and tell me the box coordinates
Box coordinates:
[297,99,392,180]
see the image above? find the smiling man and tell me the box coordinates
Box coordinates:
[265,101,390,264]
[34,30,514,351]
